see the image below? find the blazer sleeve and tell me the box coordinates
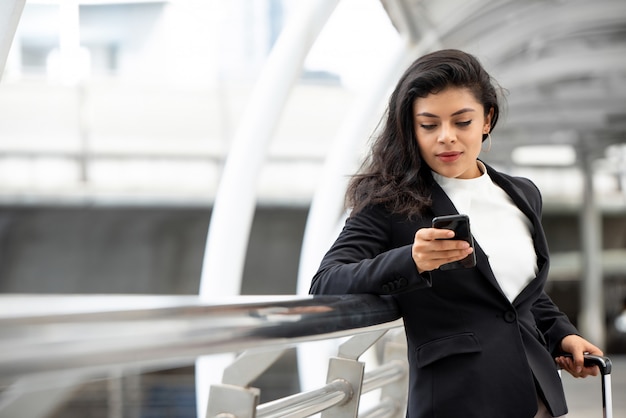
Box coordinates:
[519,175,579,354]
[309,205,432,295]
[531,291,579,355]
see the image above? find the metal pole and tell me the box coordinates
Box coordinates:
[256,379,351,418]
[579,146,605,347]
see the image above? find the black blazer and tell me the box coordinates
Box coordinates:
[310,163,578,418]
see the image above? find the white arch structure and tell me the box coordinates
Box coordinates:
[0,0,25,83]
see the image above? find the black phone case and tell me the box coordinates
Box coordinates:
[432,214,477,270]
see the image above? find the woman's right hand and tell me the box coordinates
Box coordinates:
[412,227,474,273]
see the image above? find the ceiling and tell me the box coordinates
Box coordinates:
[380,0,626,170]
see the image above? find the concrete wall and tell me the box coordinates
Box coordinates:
[0,205,306,295]
[0,206,624,329]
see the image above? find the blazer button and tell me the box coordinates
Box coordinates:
[504,310,517,323]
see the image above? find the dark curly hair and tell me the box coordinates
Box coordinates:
[346,49,503,218]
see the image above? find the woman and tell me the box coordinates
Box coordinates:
[309,49,602,418]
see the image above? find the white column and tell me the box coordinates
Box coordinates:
[196,1,339,417]
[199,0,339,299]
[0,0,26,82]
[296,38,413,295]
[579,145,605,347]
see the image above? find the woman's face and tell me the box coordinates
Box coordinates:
[413,87,492,179]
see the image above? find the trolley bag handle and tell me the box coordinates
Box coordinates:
[558,353,612,375]
[559,354,613,418]
[582,354,612,375]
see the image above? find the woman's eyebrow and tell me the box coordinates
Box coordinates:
[451,107,476,116]
[416,111,438,118]
[416,108,476,118]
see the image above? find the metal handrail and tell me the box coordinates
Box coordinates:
[0,294,401,386]
[1,293,616,418]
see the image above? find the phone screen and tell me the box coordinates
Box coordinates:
[432,214,477,270]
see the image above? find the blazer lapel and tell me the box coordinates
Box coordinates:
[485,165,550,265]
[486,167,536,224]
[428,177,458,216]
[483,164,551,304]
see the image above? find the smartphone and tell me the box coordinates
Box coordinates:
[432,214,477,270]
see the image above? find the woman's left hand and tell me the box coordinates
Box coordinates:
[555,334,603,378]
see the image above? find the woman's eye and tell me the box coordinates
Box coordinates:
[420,124,437,130]
[457,120,472,127]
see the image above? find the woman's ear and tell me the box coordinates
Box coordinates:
[484,107,495,132]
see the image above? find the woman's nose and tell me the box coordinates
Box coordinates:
[437,125,456,143]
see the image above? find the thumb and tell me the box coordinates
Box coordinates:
[571,351,584,374]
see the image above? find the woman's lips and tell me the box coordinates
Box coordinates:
[437,151,461,163]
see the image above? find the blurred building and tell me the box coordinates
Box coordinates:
[0,1,625,415]
[1,0,626,332]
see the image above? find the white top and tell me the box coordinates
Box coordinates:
[433,163,538,302]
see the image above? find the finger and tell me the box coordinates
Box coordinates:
[415,228,472,253]
[587,347,604,357]
[555,356,572,372]
[572,352,584,374]
[414,244,472,263]
[413,231,469,256]
[563,359,600,378]
[435,246,474,262]
[431,248,474,269]
[416,227,454,241]
[412,244,473,272]
[582,365,599,377]
[555,356,581,378]
[435,240,471,252]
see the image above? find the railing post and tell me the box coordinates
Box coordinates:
[379,331,409,418]
[206,384,260,418]
[321,357,364,418]
[320,329,390,418]
[206,349,286,418]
